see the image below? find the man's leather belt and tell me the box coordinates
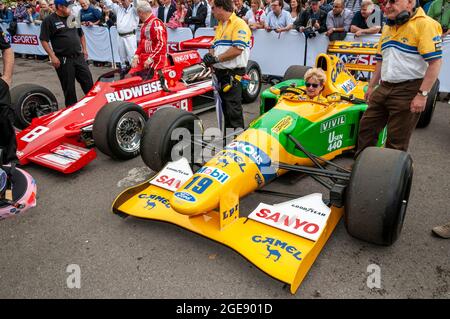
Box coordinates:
[118,30,136,37]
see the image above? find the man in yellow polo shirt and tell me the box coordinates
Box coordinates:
[202,0,251,130]
[356,0,442,156]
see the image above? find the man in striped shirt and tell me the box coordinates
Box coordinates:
[356,0,442,155]
[130,1,167,75]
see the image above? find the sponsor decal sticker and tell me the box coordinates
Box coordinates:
[150,158,193,192]
[174,191,196,202]
[138,193,171,209]
[251,235,303,262]
[105,81,163,102]
[225,141,277,182]
[271,116,293,135]
[320,115,346,133]
[341,79,356,94]
[249,193,331,241]
[196,166,230,184]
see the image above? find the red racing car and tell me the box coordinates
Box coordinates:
[11,38,262,173]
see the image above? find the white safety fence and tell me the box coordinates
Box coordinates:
[1,23,449,92]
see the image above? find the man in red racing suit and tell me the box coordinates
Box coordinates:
[130,1,167,75]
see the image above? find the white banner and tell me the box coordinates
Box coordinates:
[251,29,306,77]
[194,27,215,57]
[167,27,194,52]
[440,36,450,93]
[82,25,116,63]
[2,22,47,55]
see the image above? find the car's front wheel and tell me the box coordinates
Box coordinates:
[242,60,262,103]
[93,101,148,160]
[10,84,58,129]
[345,147,413,246]
[140,107,203,172]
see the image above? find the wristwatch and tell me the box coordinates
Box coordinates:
[417,89,428,97]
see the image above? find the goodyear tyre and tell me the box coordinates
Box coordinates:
[10,84,58,129]
[93,101,148,160]
[242,60,262,103]
[416,79,439,128]
[283,65,311,81]
[345,147,413,246]
[140,107,203,172]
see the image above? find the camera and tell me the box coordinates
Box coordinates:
[443,27,448,33]
[303,27,317,39]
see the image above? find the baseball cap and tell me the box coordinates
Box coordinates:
[54,0,74,6]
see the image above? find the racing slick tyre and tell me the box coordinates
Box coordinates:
[10,84,58,129]
[345,147,413,246]
[242,60,262,103]
[283,65,311,81]
[416,79,439,128]
[93,102,148,160]
[140,107,203,172]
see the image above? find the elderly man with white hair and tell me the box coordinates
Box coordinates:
[103,0,139,68]
[350,0,382,36]
[129,0,167,75]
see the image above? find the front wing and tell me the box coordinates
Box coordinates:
[112,180,343,294]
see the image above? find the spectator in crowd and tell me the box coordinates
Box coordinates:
[150,0,159,16]
[319,0,332,12]
[263,0,272,14]
[104,0,139,68]
[39,0,93,107]
[130,1,167,74]
[427,0,450,36]
[15,0,29,22]
[235,0,249,18]
[244,0,266,29]
[185,0,208,31]
[203,0,251,130]
[345,0,362,15]
[265,0,293,32]
[0,2,14,24]
[303,67,328,102]
[166,0,188,28]
[0,25,17,164]
[294,0,327,33]
[357,0,442,168]
[48,0,56,11]
[79,0,102,26]
[207,0,218,27]
[326,0,353,39]
[289,0,303,20]
[35,0,53,23]
[99,1,117,28]
[158,0,176,23]
[24,4,39,23]
[350,0,382,36]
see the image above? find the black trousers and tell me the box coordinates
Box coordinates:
[214,67,245,130]
[55,54,93,107]
[0,78,17,164]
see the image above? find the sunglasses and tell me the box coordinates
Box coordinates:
[305,82,320,88]
[387,0,397,3]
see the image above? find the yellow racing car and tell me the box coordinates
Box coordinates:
[111,53,415,294]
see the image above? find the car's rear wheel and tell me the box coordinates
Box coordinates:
[140,107,203,172]
[345,147,413,246]
[416,79,439,128]
[242,60,262,103]
[283,65,311,82]
[93,102,148,160]
[10,84,58,129]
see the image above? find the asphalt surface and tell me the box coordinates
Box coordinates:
[1,57,449,299]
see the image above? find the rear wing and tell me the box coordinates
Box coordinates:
[327,41,378,73]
